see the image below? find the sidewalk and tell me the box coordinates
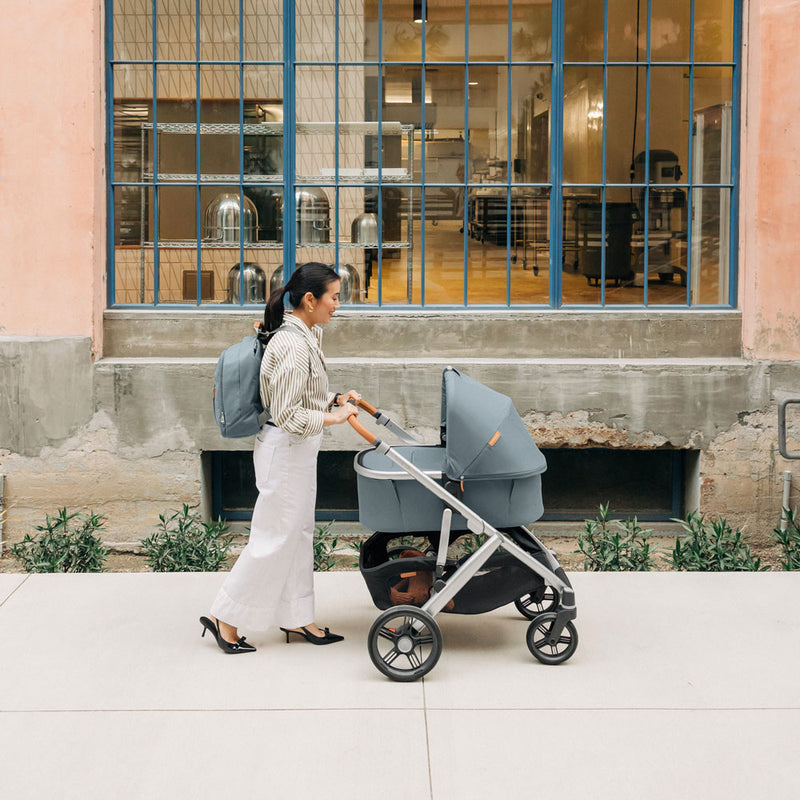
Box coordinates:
[1,570,798,799]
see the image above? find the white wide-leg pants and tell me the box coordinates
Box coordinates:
[210,425,322,631]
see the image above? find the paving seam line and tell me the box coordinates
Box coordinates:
[0,574,31,610]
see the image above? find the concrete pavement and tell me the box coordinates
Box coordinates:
[0,570,798,799]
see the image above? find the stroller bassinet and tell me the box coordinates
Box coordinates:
[349,368,578,682]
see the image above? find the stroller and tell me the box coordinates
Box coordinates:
[350,367,578,681]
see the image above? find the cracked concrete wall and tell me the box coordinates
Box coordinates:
[2,334,800,548]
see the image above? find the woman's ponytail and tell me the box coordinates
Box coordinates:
[259,285,287,340]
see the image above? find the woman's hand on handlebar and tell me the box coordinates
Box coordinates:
[324,403,359,427]
[335,389,362,406]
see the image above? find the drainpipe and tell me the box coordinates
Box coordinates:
[778,400,800,532]
[781,470,793,533]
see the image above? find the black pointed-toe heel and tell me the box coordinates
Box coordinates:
[200,616,256,654]
[279,625,344,645]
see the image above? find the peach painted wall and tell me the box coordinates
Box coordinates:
[740,0,800,360]
[0,0,105,350]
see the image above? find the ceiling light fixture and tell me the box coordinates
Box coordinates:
[413,0,426,23]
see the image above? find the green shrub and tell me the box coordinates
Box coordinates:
[576,503,656,571]
[773,507,800,570]
[140,505,234,572]
[669,511,766,571]
[457,533,487,557]
[11,509,108,573]
[313,520,339,571]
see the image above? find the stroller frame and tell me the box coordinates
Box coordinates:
[350,390,577,681]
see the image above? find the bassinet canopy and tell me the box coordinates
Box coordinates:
[440,367,547,482]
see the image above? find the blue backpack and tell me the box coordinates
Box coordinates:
[212,324,306,438]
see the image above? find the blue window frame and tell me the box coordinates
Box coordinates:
[107,0,740,309]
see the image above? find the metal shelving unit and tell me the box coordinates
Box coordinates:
[140,120,416,301]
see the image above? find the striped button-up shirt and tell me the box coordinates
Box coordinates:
[259,313,335,439]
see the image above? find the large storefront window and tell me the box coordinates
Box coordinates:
[108,0,739,308]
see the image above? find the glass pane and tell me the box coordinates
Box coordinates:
[199,0,239,61]
[648,67,689,186]
[425,188,467,304]
[338,67,368,178]
[383,64,425,153]
[512,66,551,184]
[380,0,422,62]
[562,188,595,304]
[690,187,730,304]
[244,0,282,61]
[692,68,733,183]
[466,187,508,305]
[694,0,734,62]
[651,0,691,61]
[605,66,646,183]
[425,0,465,62]
[295,67,337,180]
[156,0,194,61]
[607,0,645,62]
[421,65,465,183]
[565,0,604,61]
[113,66,153,183]
[469,0,509,61]
[468,66,508,184]
[243,67,284,184]
[338,0,365,62]
[563,66,603,183]
[156,66,197,182]
[114,0,153,61]
[379,187,420,304]
[334,186,370,302]
[157,186,197,304]
[199,68,240,181]
[244,185,282,244]
[509,187,551,303]
[114,185,154,304]
[297,0,335,62]
[158,185,196,243]
[511,0,552,61]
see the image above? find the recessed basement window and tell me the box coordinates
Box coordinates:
[211,448,689,524]
[539,448,687,521]
[211,451,359,522]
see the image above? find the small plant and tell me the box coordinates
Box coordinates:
[669,511,766,571]
[348,536,367,568]
[576,503,656,571]
[140,505,234,572]
[11,508,108,573]
[773,507,800,570]
[457,533,487,557]
[313,520,339,571]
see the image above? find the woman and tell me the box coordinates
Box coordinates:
[201,263,360,653]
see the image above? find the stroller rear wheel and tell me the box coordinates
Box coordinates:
[368,606,443,682]
[526,612,578,665]
[514,585,558,619]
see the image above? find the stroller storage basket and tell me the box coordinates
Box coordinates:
[359,530,549,615]
[354,445,544,533]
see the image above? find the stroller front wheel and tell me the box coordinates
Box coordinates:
[368,606,443,682]
[526,612,579,665]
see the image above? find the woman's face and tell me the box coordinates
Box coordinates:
[309,280,341,325]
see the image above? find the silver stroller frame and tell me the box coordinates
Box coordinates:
[351,396,578,681]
